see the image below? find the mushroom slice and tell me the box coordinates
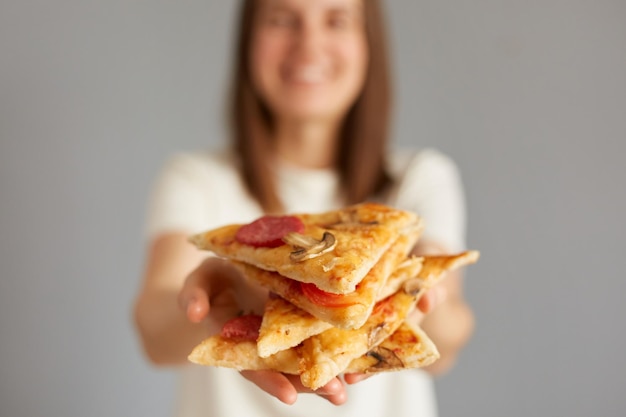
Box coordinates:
[325,210,379,229]
[365,346,405,370]
[402,278,424,297]
[283,231,337,262]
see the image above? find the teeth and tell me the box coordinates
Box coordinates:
[290,66,326,83]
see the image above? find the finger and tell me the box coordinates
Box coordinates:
[417,286,448,314]
[240,370,298,405]
[178,268,211,323]
[343,372,371,385]
[286,375,347,405]
[178,258,236,323]
[208,288,241,328]
[317,380,347,405]
[184,288,210,323]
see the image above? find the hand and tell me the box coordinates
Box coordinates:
[178,257,266,331]
[241,371,347,405]
[178,257,348,405]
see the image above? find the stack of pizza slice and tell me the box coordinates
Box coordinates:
[187,203,479,390]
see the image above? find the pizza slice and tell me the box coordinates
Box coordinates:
[345,321,439,373]
[236,229,422,330]
[412,250,481,290]
[189,203,422,294]
[289,251,481,389]
[298,289,418,390]
[188,317,438,377]
[377,250,480,300]
[256,295,333,358]
[253,251,476,357]
[253,257,421,358]
[188,314,301,374]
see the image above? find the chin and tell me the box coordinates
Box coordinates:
[281,107,348,123]
[277,98,352,121]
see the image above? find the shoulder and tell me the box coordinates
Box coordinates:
[161,147,240,179]
[386,148,467,251]
[387,147,462,184]
[145,148,255,238]
[153,147,246,194]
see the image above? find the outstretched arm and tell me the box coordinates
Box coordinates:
[411,240,475,376]
[132,232,348,405]
[133,233,210,365]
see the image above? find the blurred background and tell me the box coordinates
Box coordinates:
[1,0,625,416]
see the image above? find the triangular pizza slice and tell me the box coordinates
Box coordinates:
[187,324,301,375]
[256,295,333,358]
[292,250,481,389]
[254,251,476,358]
[298,289,418,390]
[189,203,421,294]
[188,319,438,378]
[377,250,480,300]
[237,228,422,330]
[345,321,439,373]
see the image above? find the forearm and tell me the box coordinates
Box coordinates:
[420,294,475,375]
[410,241,475,375]
[133,233,213,366]
[133,289,210,366]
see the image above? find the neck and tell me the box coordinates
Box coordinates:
[273,118,342,169]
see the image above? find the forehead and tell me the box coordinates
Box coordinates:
[257,0,363,12]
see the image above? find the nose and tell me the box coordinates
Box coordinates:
[291,20,325,61]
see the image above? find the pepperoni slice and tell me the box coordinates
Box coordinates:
[371,296,394,317]
[220,314,263,341]
[235,215,305,248]
[300,282,361,308]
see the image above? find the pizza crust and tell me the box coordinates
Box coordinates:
[188,336,301,374]
[189,203,422,294]
[257,296,333,358]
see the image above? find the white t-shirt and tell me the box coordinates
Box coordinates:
[145,147,467,417]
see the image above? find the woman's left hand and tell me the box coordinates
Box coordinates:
[240,370,348,405]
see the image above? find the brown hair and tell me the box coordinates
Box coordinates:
[230,0,393,213]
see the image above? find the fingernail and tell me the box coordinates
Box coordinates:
[186,296,199,316]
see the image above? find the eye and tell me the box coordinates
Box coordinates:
[328,16,349,29]
[327,11,357,30]
[267,11,297,28]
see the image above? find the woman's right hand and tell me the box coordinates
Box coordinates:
[178,256,262,332]
[177,257,348,405]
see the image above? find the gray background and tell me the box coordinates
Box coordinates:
[1,0,625,416]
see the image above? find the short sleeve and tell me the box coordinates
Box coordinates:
[144,153,215,240]
[390,149,467,252]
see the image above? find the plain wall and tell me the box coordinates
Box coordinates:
[1,1,625,416]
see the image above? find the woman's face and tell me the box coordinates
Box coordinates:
[250,0,368,124]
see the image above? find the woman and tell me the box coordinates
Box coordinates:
[134,0,475,416]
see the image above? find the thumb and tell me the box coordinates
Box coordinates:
[417,286,448,314]
[208,288,241,328]
[180,287,210,323]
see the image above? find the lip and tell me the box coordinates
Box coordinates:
[282,65,330,86]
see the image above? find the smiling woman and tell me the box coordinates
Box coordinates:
[133,0,474,416]
[231,0,393,213]
[250,0,368,126]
